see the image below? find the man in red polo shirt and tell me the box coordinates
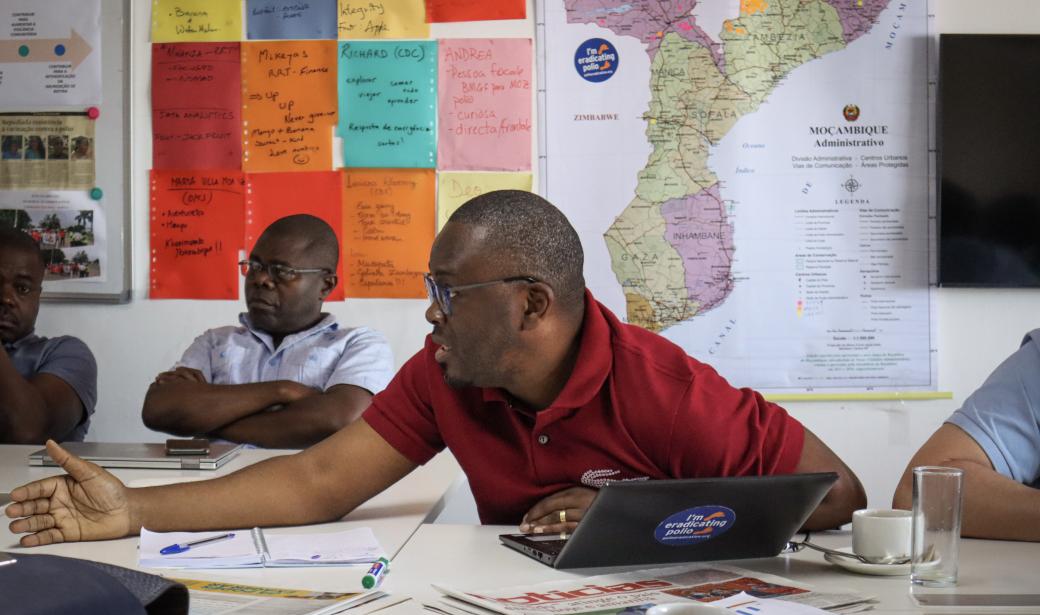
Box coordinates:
[6,191,864,545]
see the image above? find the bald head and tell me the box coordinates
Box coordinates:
[258,214,338,270]
[448,190,585,312]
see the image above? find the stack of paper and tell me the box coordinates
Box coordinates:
[424,564,876,615]
[175,578,408,615]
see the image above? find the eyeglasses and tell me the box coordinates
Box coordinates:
[239,259,330,284]
[423,273,538,316]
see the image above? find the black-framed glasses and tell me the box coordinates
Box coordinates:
[239,259,330,284]
[423,273,538,316]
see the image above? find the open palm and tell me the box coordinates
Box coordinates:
[6,441,132,546]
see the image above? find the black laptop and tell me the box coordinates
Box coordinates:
[500,472,837,569]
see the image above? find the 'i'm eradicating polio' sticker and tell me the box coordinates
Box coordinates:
[654,505,736,546]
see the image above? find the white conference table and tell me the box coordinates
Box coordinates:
[384,525,1040,614]
[0,443,462,590]
[4,445,1040,612]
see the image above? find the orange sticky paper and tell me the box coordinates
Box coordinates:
[426,0,525,23]
[150,170,245,299]
[242,40,338,173]
[342,169,435,298]
[244,170,345,301]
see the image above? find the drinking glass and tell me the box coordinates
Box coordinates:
[910,466,963,587]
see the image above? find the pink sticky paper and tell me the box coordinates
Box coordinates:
[437,38,532,172]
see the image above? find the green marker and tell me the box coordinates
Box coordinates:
[362,557,389,589]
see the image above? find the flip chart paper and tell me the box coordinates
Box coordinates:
[425,0,525,23]
[152,0,244,43]
[339,41,437,168]
[437,38,532,171]
[338,0,429,40]
[436,171,531,230]
[342,169,434,298]
[247,0,338,40]
[242,40,338,172]
[150,170,245,299]
[152,43,242,170]
[244,170,345,300]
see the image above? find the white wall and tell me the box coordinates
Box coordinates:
[34,0,1040,510]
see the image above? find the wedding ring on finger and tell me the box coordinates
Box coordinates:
[559,509,567,524]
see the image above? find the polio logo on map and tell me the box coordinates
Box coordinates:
[574,38,619,83]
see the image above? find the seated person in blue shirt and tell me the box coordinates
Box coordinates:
[142,214,393,449]
[893,330,1040,541]
[0,228,97,443]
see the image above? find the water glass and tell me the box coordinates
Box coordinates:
[910,466,963,587]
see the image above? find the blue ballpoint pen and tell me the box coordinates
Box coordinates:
[159,532,236,555]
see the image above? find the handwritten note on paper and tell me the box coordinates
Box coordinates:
[150,170,245,299]
[339,41,437,168]
[426,0,525,23]
[438,39,532,171]
[337,0,429,40]
[152,43,242,170]
[342,169,434,298]
[244,170,345,300]
[242,40,338,173]
[436,171,531,230]
[247,0,337,40]
[152,0,244,43]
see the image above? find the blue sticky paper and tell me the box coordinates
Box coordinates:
[246,0,337,40]
[339,41,438,169]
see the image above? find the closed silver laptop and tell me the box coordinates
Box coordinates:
[28,442,243,470]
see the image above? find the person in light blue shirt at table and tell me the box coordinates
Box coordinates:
[1,227,96,443]
[142,214,393,449]
[893,329,1040,541]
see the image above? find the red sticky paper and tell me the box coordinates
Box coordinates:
[152,43,242,170]
[426,0,525,23]
[244,171,345,301]
[150,170,245,299]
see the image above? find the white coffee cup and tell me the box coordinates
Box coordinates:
[852,508,911,561]
[646,603,728,615]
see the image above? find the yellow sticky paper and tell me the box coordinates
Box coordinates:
[338,0,429,40]
[153,0,243,43]
[437,172,532,230]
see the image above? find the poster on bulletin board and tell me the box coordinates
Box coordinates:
[0,0,130,302]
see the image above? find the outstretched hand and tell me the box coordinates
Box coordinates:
[5,440,133,546]
[519,486,597,534]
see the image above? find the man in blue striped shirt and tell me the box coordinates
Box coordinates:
[142,215,393,448]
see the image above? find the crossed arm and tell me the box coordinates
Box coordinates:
[892,423,1040,541]
[0,345,85,444]
[141,367,374,448]
[6,419,419,545]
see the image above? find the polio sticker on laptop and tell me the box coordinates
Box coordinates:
[654,505,735,546]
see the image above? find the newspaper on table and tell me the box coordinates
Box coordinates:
[424,564,876,615]
[174,578,407,615]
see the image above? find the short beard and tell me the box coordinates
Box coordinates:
[439,362,473,389]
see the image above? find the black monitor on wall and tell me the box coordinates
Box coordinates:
[938,34,1040,287]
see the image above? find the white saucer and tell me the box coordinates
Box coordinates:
[822,547,910,576]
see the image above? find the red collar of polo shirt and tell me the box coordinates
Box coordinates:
[481,289,613,412]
